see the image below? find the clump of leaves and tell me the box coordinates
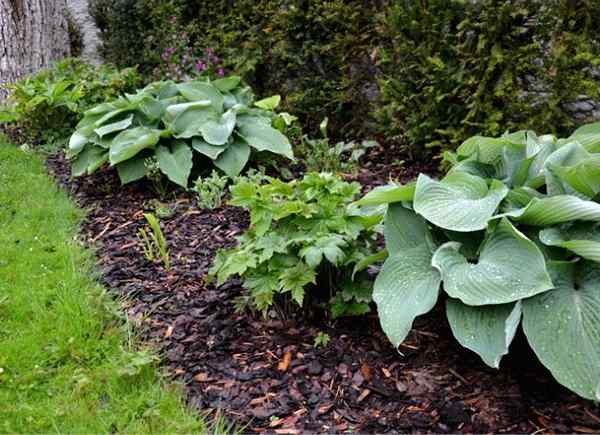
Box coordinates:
[138,213,170,269]
[314,332,331,348]
[192,170,229,209]
[209,172,380,318]
[68,76,295,187]
[299,118,378,174]
[359,123,600,401]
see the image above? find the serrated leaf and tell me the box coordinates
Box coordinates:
[432,218,553,305]
[447,299,521,368]
[413,172,508,232]
[522,261,600,401]
[155,141,193,187]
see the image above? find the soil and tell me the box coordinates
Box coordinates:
[46,151,600,434]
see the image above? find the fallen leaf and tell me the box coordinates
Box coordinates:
[317,403,334,415]
[360,361,373,381]
[278,351,292,372]
[357,389,371,403]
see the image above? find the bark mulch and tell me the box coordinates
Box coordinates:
[47,152,600,434]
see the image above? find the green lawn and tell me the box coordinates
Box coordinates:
[0,142,206,433]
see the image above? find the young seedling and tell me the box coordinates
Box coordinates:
[138,212,171,269]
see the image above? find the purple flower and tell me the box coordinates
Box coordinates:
[195,60,207,72]
[206,47,214,56]
[217,68,225,77]
[169,15,177,24]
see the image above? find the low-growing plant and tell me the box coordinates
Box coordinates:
[2,58,141,145]
[298,118,378,174]
[358,123,600,401]
[314,332,331,348]
[192,170,229,209]
[68,77,295,187]
[138,212,170,269]
[209,172,380,318]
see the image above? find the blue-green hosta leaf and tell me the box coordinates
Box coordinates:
[254,95,281,110]
[200,109,236,145]
[374,244,441,347]
[68,131,88,156]
[109,127,161,165]
[237,115,293,159]
[540,223,600,263]
[176,82,224,111]
[432,218,553,305]
[354,183,416,206]
[169,104,217,139]
[500,195,600,226]
[212,76,242,92]
[191,138,226,160]
[116,155,147,184]
[384,203,430,253]
[155,141,193,187]
[93,115,133,138]
[71,145,108,176]
[214,139,251,177]
[447,299,522,369]
[413,172,508,232]
[544,142,594,197]
[93,108,132,128]
[523,261,600,401]
[163,100,211,124]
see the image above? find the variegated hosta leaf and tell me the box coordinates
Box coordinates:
[373,206,440,347]
[413,172,508,232]
[523,261,600,401]
[446,299,522,368]
[501,195,600,226]
[155,141,193,187]
[539,223,600,263]
[432,218,553,305]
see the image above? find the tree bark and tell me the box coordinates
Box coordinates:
[0,0,70,99]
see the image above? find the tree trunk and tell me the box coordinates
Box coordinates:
[0,0,70,99]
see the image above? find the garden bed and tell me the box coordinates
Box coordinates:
[47,152,600,434]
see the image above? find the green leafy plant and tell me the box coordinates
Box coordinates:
[68,77,294,187]
[299,118,378,174]
[192,170,229,209]
[313,332,331,348]
[358,123,600,401]
[210,172,379,318]
[2,58,141,145]
[138,213,170,269]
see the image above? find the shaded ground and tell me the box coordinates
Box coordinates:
[47,152,600,434]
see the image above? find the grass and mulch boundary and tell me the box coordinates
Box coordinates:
[0,141,207,433]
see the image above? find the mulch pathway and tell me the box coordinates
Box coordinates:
[47,151,600,434]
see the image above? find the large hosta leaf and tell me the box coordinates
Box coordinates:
[71,145,108,176]
[94,115,133,138]
[544,142,595,197]
[562,122,600,152]
[374,206,440,347]
[523,261,600,401]
[432,218,553,305]
[214,139,250,177]
[200,109,236,145]
[169,105,216,139]
[176,82,224,111]
[501,195,600,226]
[116,155,147,184]
[155,141,193,187]
[237,115,293,159]
[191,138,226,160]
[447,299,522,368]
[413,172,508,232]
[109,127,160,164]
[540,223,600,263]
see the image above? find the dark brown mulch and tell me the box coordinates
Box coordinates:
[47,152,599,434]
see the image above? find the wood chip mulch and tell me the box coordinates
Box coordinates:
[46,152,600,434]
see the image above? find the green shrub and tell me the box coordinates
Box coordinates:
[2,58,141,145]
[377,0,600,155]
[210,172,379,318]
[68,77,294,186]
[358,122,600,402]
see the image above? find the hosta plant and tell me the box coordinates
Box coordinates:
[358,123,600,401]
[209,173,380,318]
[68,77,294,187]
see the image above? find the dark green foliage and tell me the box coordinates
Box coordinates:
[378,0,600,155]
[210,173,380,318]
[2,58,142,145]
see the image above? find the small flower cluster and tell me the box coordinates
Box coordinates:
[153,17,225,81]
